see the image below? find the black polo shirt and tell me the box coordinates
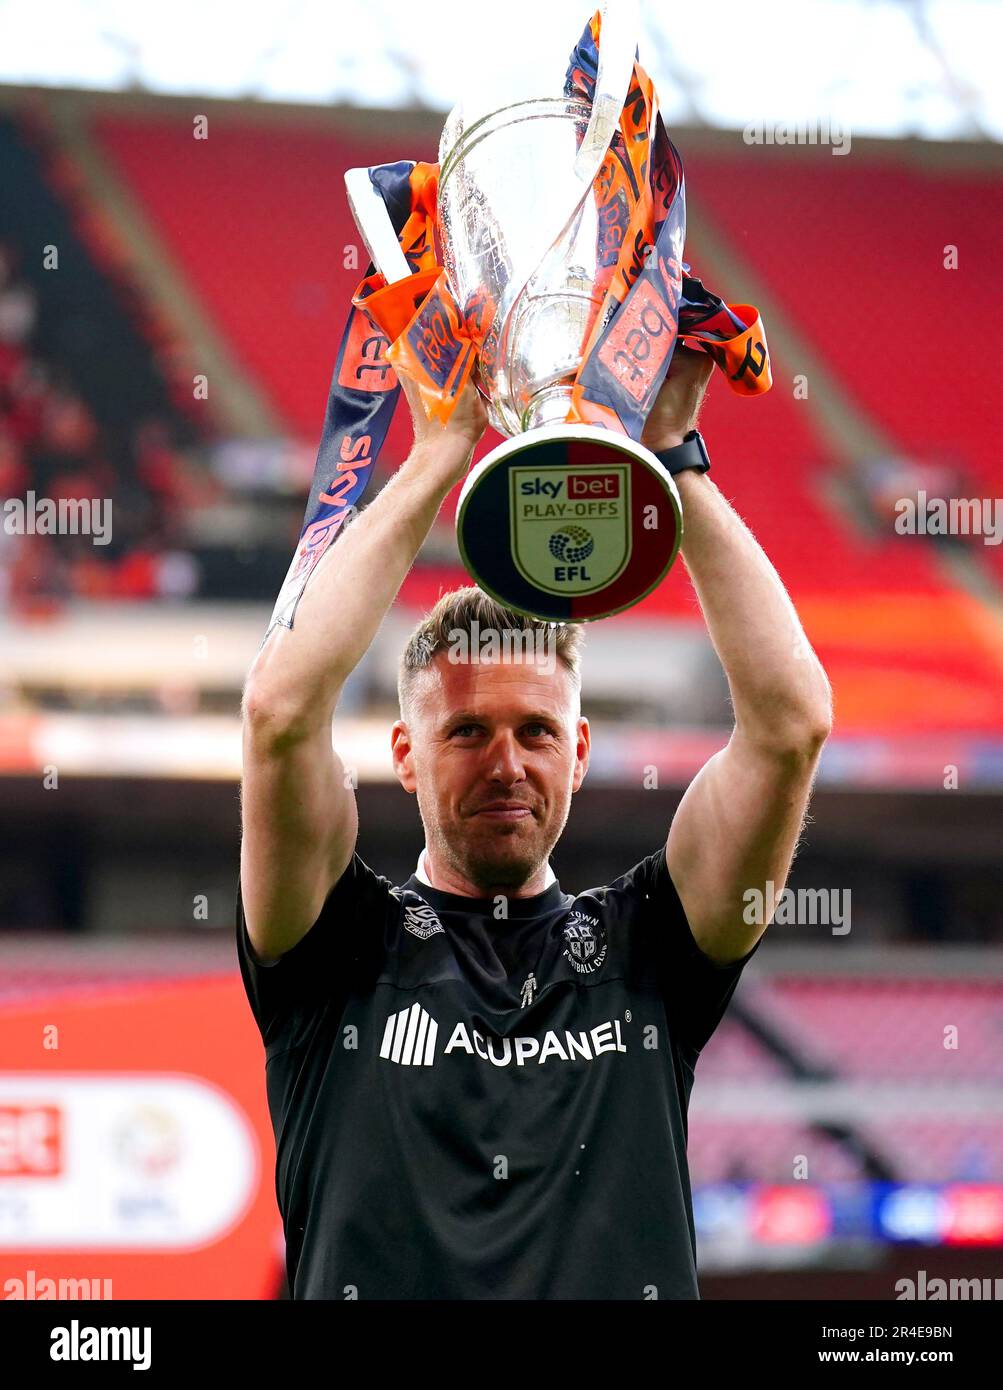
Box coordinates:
[235,846,759,1300]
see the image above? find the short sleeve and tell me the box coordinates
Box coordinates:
[235,852,394,1055]
[626,846,761,1056]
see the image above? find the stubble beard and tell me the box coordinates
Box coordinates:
[425,804,567,894]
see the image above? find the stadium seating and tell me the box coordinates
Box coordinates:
[1,101,998,734]
[758,977,1003,1081]
[690,976,1003,1184]
[684,148,1003,585]
[80,112,1002,732]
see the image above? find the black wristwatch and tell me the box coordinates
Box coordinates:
[652,429,711,477]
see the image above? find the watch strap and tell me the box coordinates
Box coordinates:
[652,429,711,477]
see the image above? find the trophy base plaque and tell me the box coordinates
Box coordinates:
[456,425,682,623]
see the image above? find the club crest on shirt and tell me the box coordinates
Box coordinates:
[562,908,607,975]
[403,902,445,941]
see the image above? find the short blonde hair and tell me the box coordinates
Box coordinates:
[398,586,584,716]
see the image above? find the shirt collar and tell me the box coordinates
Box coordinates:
[415,848,556,890]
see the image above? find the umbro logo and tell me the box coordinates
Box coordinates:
[380,1002,438,1066]
[403,903,444,940]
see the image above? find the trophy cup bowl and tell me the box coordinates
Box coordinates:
[438,92,682,622]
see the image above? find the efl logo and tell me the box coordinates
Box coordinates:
[567,473,620,499]
[0,1105,63,1176]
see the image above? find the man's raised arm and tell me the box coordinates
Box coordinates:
[643,347,834,965]
[240,377,487,963]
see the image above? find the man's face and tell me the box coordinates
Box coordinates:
[391,652,590,893]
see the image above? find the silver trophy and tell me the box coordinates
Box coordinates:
[346,0,682,621]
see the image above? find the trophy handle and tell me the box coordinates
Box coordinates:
[344,166,414,284]
[573,0,641,184]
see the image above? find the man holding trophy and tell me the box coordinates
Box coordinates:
[237,5,832,1299]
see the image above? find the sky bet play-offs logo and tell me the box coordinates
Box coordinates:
[511,464,631,596]
[379,1002,628,1068]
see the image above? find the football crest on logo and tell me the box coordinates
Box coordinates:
[403,903,445,941]
[562,908,608,975]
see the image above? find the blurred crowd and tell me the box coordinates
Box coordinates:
[0,239,216,611]
[858,452,976,545]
